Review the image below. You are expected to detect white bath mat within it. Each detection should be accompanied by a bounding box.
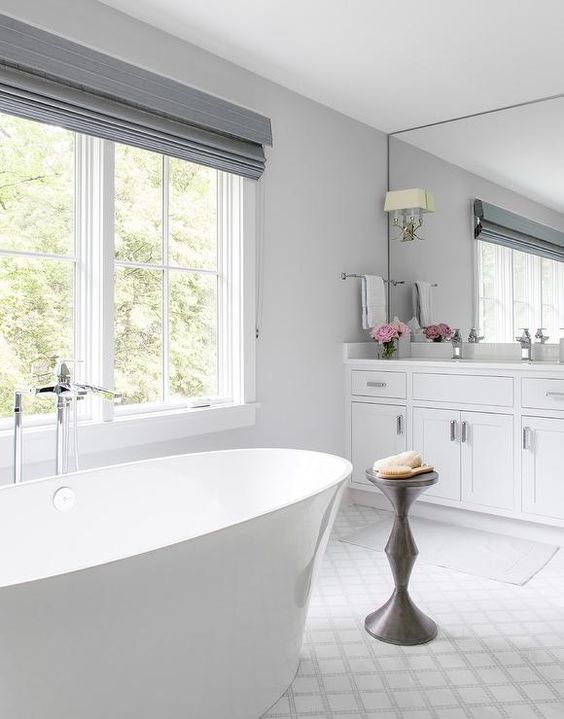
[341,514,559,585]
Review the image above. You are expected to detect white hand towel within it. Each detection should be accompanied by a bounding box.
[362,275,386,329]
[412,281,433,327]
[373,451,423,471]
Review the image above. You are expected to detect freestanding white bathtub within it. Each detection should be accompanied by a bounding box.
[0,448,351,719]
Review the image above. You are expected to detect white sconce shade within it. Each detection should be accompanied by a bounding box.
[384,188,435,213]
[384,188,435,241]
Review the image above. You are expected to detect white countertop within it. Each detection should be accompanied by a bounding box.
[345,357,564,372]
[343,343,564,373]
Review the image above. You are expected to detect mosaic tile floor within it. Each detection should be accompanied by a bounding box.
[263,503,564,719]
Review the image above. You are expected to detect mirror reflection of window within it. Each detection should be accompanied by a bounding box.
[477,240,564,343]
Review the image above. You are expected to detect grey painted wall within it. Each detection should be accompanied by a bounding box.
[0,0,388,476]
[389,137,564,331]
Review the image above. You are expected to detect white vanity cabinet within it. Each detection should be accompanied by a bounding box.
[460,411,514,510]
[522,417,564,521]
[413,407,461,501]
[345,350,564,528]
[351,402,406,486]
[412,408,514,509]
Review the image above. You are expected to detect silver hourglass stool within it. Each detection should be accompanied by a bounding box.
[364,468,439,645]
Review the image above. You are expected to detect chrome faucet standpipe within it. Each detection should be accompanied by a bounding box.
[13,390,25,484]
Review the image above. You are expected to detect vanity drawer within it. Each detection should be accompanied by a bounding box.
[351,370,406,399]
[522,378,564,410]
[413,373,514,407]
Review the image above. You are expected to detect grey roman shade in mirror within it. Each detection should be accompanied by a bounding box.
[0,14,272,179]
[474,199,564,263]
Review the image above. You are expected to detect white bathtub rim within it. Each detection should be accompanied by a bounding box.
[0,448,352,589]
[2,447,352,504]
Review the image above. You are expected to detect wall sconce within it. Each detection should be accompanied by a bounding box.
[384,188,435,241]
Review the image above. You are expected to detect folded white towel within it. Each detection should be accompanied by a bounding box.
[373,451,422,471]
[412,281,433,327]
[362,275,386,329]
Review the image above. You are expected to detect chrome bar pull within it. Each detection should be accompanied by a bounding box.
[450,419,457,442]
[461,420,469,443]
[396,414,403,435]
[367,381,387,388]
[523,426,532,450]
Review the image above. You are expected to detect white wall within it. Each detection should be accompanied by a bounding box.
[389,137,564,330]
[0,0,388,477]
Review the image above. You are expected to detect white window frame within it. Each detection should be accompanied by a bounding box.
[0,130,257,461]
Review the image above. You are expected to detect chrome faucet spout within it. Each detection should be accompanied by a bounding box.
[72,382,122,403]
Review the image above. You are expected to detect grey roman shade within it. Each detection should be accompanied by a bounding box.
[0,14,272,179]
[474,199,564,263]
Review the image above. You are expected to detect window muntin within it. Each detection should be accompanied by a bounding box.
[0,111,244,424]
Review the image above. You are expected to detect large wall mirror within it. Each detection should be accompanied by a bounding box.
[388,97,564,343]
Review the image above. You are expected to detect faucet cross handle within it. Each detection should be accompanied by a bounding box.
[535,328,550,344]
[516,328,531,343]
[468,328,484,343]
[51,357,84,384]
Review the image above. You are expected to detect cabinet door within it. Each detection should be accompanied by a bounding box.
[413,407,461,501]
[522,417,564,521]
[461,411,514,510]
[351,402,406,486]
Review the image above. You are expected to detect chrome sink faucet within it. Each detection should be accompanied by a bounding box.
[516,328,532,361]
[451,329,463,359]
[468,328,484,343]
[13,357,121,484]
[535,328,550,344]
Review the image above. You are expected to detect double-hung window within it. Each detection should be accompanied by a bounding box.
[0,13,270,446]
[0,111,253,427]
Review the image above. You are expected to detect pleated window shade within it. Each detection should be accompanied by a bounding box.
[0,14,272,179]
[474,199,564,263]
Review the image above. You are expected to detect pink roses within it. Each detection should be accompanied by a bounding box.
[423,323,453,342]
[369,321,411,358]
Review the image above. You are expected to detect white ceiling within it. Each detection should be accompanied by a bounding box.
[99,0,564,133]
[398,98,564,214]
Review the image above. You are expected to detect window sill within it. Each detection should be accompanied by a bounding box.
[0,402,258,472]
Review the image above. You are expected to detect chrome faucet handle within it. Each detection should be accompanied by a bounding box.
[468,328,484,343]
[51,357,83,384]
[30,356,53,384]
[535,328,549,344]
[516,328,531,343]
[451,329,462,343]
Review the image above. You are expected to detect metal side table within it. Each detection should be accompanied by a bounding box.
[364,468,439,645]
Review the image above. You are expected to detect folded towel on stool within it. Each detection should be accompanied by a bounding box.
[373,450,422,471]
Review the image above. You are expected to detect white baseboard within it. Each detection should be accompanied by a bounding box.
[350,488,564,546]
